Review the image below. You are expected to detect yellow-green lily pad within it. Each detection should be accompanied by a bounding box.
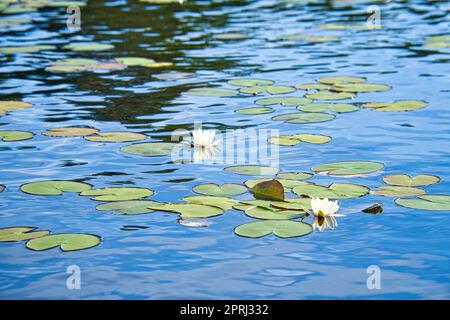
[272,112,335,124]
[148,203,224,218]
[298,103,359,113]
[0,130,33,142]
[331,83,391,93]
[362,100,427,112]
[318,76,366,85]
[236,107,274,114]
[84,131,147,143]
[268,133,331,146]
[20,180,92,196]
[395,195,450,211]
[312,161,384,176]
[0,100,32,116]
[228,78,274,87]
[296,83,331,90]
[244,206,303,220]
[0,45,56,54]
[234,220,313,238]
[121,142,178,157]
[0,227,49,242]
[276,172,313,181]
[193,183,247,197]
[43,127,100,137]
[26,233,101,252]
[80,187,154,201]
[374,186,425,197]
[63,43,114,51]
[95,200,159,215]
[182,196,237,211]
[293,182,370,199]
[240,85,296,95]
[306,91,355,100]
[382,174,440,187]
[255,96,311,106]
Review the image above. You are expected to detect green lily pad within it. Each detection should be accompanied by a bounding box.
[224,165,279,176]
[26,233,101,252]
[250,179,285,201]
[43,127,100,137]
[20,180,92,196]
[0,130,33,142]
[228,79,274,87]
[312,161,384,176]
[193,183,247,197]
[245,206,302,220]
[236,107,274,115]
[395,195,450,211]
[121,142,178,157]
[276,33,338,43]
[332,83,391,93]
[80,187,153,201]
[382,174,440,187]
[234,199,274,211]
[214,33,247,40]
[63,43,114,51]
[185,87,238,97]
[0,184,4,193]
[148,203,224,218]
[84,132,147,143]
[318,76,366,85]
[276,172,313,181]
[0,45,56,54]
[362,100,427,112]
[0,100,32,116]
[296,83,331,90]
[95,200,159,215]
[234,220,313,238]
[293,182,370,199]
[183,196,237,211]
[272,112,335,124]
[0,227,50,242]
[240,85,296,95]
[306,91,355,100]
[268,133,331,146]
[115,57,156,67]
[255,96,311,106]
[374,186,425,197]
[298,103,359,113]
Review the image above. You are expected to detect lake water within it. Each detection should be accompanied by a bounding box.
[0,0,449,299]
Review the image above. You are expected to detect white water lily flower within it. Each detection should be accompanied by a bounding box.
[193,145,219,162]
[310,198,344,231]
[191,129,220,148]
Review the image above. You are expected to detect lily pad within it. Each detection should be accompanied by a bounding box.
[245,206,302,220]
[318,76,366,85]
[183,196,237,211]
[0,227,50,242]
[272,112,335,124]
[214,33,247,40]
[234,220,313,238]
[306,91,355,100]
[276,172,313,181]
[362,100,427,112]
[95,200,159,215]
[374,186,425,197]
[115,57,155,67]
[271,198,312,211]
[332,83,391,93]
[185,87,237,97]
[228,79,274,87]
[296,83,331,90]
[250,180,284,201]
[298,103,359,113]
[245,178,307,191]
[43,127,100,137]
[236,107,274,115]
[0,130,33,142]
[240,85,296,95]
[20,180,92,196]
[84,132,147,143]
[293,182,370,199]
[63,43,114,51]
[362,203,383,214]
[121,142,178,157]
[311,161,384,176]
[26,233,101,252]
[0,184,4,193]
[193,183,247,197]
[255,96,311,106]
[224,165,279,176]
[395,195,450,211]
[0,100,32,116]
[382,174,440,187]
[0,45,56,54]
[80,187,154,201]
[268,133,331,146]
[148,203,224,218]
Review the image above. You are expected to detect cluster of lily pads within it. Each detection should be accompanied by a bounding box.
[1,159,449,250]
